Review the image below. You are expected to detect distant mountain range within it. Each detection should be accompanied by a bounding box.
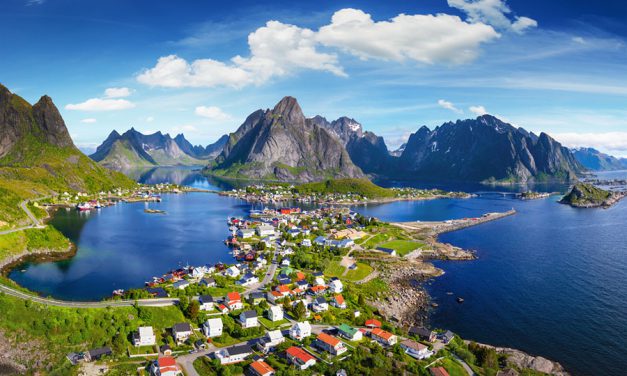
[206,96,583,183]
[570,147,627,171]
[90,129,227,171]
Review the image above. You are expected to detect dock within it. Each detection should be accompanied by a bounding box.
[391,209,516,235]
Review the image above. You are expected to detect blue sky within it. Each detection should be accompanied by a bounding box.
[2,0,627,156]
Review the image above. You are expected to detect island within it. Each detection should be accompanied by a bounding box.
[560,182,627,208]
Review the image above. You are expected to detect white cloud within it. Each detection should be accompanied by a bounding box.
[317,9,499,65]
[145,116,154,123]
[550,132,627,157]
[438,99,463,113]
[104,87,132,98]
[195,106,232,121]
[65,98,136,111]
[137,8,500,88]
[80,118,97,123]
[572,36,586,44]
[448,0,537,34]
[469,105,488,116]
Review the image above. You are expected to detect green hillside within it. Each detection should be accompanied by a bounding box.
[294,178,396,198]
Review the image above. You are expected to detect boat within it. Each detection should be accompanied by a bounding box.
[76,203,93,211]
[456,297,465,303]
[112,289,124,296]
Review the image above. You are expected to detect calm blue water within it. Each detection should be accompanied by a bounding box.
[8,168,627,375]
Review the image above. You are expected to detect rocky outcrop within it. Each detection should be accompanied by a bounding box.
[211,96,364,182]
[398,115,582,182]
[559,183,626,208]
[467,342,570,376]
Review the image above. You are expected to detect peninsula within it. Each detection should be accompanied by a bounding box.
[560,183,627,208]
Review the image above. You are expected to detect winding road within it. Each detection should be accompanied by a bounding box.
[0,200,46,235]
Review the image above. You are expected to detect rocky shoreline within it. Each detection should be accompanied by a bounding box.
[0,244,75,277]
[467,342,570,376]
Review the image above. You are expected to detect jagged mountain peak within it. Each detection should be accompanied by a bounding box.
[272,96,305,124]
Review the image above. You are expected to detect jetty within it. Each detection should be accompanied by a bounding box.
[391,209,516,235]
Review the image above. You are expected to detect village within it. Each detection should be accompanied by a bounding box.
[62,203,524,376]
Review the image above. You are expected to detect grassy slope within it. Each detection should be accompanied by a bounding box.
[294,178,395,198]
[0,227,70,263]
[99,139,156,168]
[561,183,611,206]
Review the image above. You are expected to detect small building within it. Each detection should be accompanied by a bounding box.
[146,287,168,298]
[286,346,317,370]
[225,266,241,278]
[440,330,455,344]
[203,318,223,338]
[267,305,284,322]
[214,344,253,364]
[150,356,182,376]
[365,319,382,328]
[172,280,190,290]
[429,367,451,376]
[257,330,285,353]
[198,295,214,311]
[199,276,216,287]
[301,239,312,247]
[312,296,328,312]
[249,292,266,305]
[172,323,193,343]
[400,339,432,360]
[376,247,397,256]
[331,294,347,309]
[239,310,259,328]
[329,279,343,294]
[409,326,437,342]
[160,344,172,356]
[225,291,244,310]
[238,272,259,286]
[315,333,347,356]
[85,347,112,362]
[289,321,312,341]
[256,225,275,237]
[337,323,362,341]
[133,326,156,347]
[237,228,255,238]
[371,328,398,346]
[249,360,275,376]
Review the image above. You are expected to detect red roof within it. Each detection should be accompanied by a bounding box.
[286,346,315,363]
[429,367,450,376]
[310,285,326,293]
[372,328,395,341]
[276,284,291,293]
[158,356,176,367]
[295,272,306,280]
[250,360,274,375]
[317,332,341,347]
[365,319,382,328]
[227,292,241,301]
[334,294,345,305]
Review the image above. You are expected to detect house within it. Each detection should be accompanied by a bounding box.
[309,285,326,295]
[249,360,275,376]
[429,367,451,376]
[214,344,253,364]
[440,330,455,344]
[301,239,312,247]
[203,318,223,338]
[199,277,216,287]
[146,287,168,298]
[329,279,343,293]
[410,326,437,342]
[277,276,291,285]
[331,294,347,309]
[313,236,327,246]
[337,323,362,341]
[312,296,328,312]
[286,346,317,370]
[217,304,229,314]
[249,292,266,305]
[85,347,112,362]
[376,247,397,256]
[256,225,275,237]
[225,266,240,278]
[281,258,291,267]
[172,280,190,290]
[289,321,312,340]
[295,271,306,280]
[371,328,398,346]
[160,345,172,356]
[315,333,347,356]
[267,305,284,322]
[198,295,214,311]
[267,290,284,304]
[238,272,259,286]
[239,310,259,328]
[365,319,382,328]
[257,330,285,353]
[237,228,255,238]
[296,280,309,290]
[225,292,244,310]
[287,228,300,238]
[400,339,433,360]
[150,356,182,376]
[275,284,291,297]
[314,276,325,286]
[172,323,193,343]
[133,326,156,347]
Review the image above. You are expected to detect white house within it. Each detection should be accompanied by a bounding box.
[203,318,223,338]
[214,344,253,364]
[257,330,285,353]
[172,323,193,343]
[225,266,240,278]
[314,276,325,286]
[172,280,190,290]
[312,296,328,312]
[267,305,284,322]
[400,339,433,360]
[301,239,312,247]
[256,225,275,237]
[329,279,343,293]
[239,310,259,328]
[238,273,259,286]
[289,321,312,341]
[198,295,214,311]
[286,346,317,370]
[133,326,156,347]
[237,229,255,238]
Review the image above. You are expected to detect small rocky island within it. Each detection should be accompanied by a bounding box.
[560,183,626,208]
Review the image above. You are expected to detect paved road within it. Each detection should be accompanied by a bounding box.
[243,249,279,295]
[452,353,476,376]
[0,284,179,308]
[176,344,217,376]
[0,200,46,235]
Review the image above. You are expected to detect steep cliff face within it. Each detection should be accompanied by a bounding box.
[571,147,627,171]
[174,133,228,159]
[399,115,582,182]
[211,97,364,182]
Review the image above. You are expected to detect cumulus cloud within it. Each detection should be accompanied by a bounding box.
[195,106,232,121]
[137,8,501,88]
[65,98,135,111]
[145,116,154,123]
[551,132,627,156]
[448,0,537,34]
[438,99,463,114]
[80,118,97,123]
[469,105,488,115]
[104,87,132,98]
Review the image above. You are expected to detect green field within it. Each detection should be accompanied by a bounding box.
[324,260,373,281]
[294,178,396,198]
[377,240,425,256]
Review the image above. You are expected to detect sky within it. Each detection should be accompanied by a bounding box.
[2,0,627,156]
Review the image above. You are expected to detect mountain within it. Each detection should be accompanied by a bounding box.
[0,83,134,225]
[174,133,228,159]
[390,143,406,157]
[570,147,627,171]
[398,115,582,183]
[209,96,364,182]
[315,116,394,175]
[90,129,212,170]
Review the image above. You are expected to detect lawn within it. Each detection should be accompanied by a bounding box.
[438,357,469,376]
[324,260,373,281]
[258,317,290,329]
[377,240,425,256]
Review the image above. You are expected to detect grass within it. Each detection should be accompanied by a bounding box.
[258,317,289,329]
[294,178,396,198]
[377,240,425,256]
[438,357,469,376]
[325,259,374,281]
[0,226,70,264]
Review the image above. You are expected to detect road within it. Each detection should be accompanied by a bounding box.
[176,344,217,376]
[243,249,279,294]
[0,200,46,235]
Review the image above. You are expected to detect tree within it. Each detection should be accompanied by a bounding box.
[186,300,200,320]
[112,332,126,353]
[294,301,307,320]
